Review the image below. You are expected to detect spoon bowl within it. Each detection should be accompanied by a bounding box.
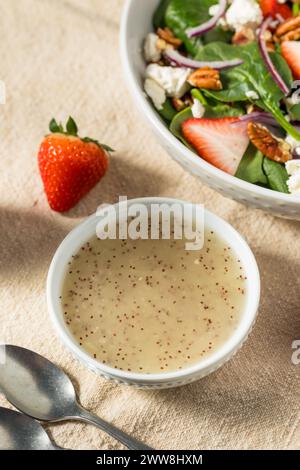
[0,345,152,450]
[0,345,77,421]
[0,407,61,450]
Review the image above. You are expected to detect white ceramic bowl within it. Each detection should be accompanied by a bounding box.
[47,197,260,389]
[120,0,300,221]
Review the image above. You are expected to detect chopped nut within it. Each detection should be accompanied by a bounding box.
[156,38,167,50]
[157,27,182,48]
[156,38,174,52]
[247,122,292,163]
[172,93,193,111]
[172,97,186,111]
[264,30,273,42]
[273,35,281,44]
[246,104,263,114]
[266,41,275,51]
[276,14,300,37]
[275,14,300,41]
[188,67,222,91]
[281,27,300,42]
[232,27,255,46]
[263,30,276,51]
[246,104,256,114]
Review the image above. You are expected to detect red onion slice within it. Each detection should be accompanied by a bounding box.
[187,0,227,38]
[230,112,279,127]
[258,16,289,95]
[275,13,284,24]
[164,49,243,70]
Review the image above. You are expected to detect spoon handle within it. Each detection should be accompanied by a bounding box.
[49,444,65,450]
[74,406,153,450]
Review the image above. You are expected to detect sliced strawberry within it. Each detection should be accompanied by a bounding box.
[275,3,292,19]
[182,118,249,176]
[260,0,292,19]
[281,41,300,80]
[260,0,273,17]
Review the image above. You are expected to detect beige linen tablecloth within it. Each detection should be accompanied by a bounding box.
[0,0,299,450]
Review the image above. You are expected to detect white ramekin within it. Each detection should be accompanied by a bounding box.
[120,0,300,221]
[47,197,260,389]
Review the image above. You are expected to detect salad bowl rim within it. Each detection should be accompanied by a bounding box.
[120,0,300,207]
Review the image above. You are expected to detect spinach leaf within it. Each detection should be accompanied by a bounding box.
[235,144,268,185]
[204,103,243,118]
[263,158,289,193]
[195,42,291,104]
[235,143,289,193]
[288,103,300,121]
[195,41,300,140]
[153,0,171,29]
[203,27,233,45]
[158,98,177,122]
[165,0,219,55]
[191,89,244,117]
[169,107,194,148]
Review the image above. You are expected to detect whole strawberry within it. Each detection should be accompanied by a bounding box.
[38,117,112,212]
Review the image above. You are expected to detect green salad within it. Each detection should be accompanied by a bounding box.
[143,0,300,197]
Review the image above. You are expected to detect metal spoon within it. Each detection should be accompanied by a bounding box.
[0,407,63,450]
[0,345,152,450]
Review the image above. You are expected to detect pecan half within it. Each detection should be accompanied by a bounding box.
[157,27,182,48]
[247,122,292,163]
[188,67,222,91]
[280,27,300,42]
[275,14,300,41]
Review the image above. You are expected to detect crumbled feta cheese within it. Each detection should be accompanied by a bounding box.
[191,99,205,118]
[288,175,300,196]
[286,93,300,106]
[146,64,191,98]
[285,134,300,155]
[144,78,166,110]
[226,0,263,32]
[286,160,300,175]
[209,5,220,16]
[246,90,259,100]
[286,160,300,196]
[144,33,161,63]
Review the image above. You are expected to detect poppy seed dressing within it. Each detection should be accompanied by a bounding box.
[61,230,246,374]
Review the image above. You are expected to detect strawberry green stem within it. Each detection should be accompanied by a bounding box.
[48,117,114,152]
[66,116,78,136]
